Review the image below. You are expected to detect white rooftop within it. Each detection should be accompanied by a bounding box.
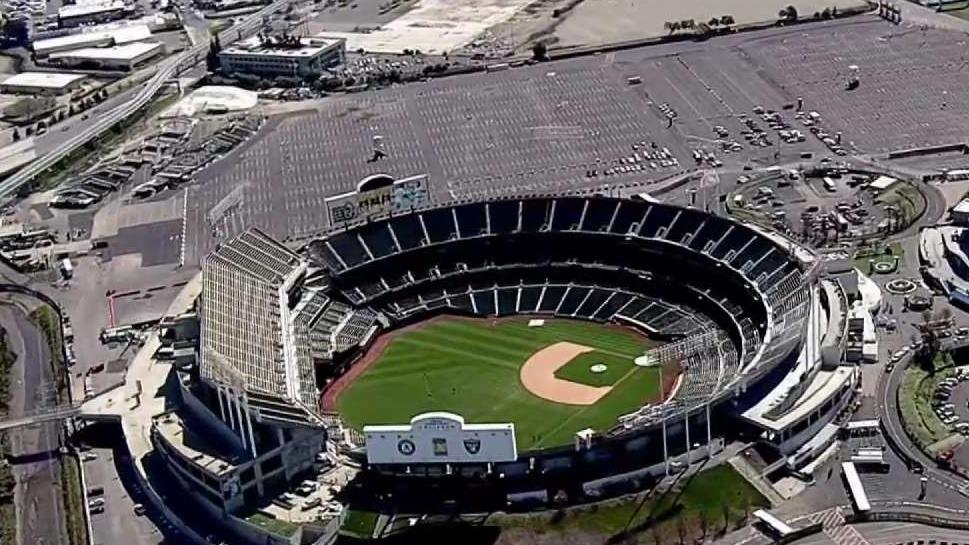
[1,71,85,89]
[50,41,162,61]
[954,198,969,215]
[869,175,898,191]
[162,85,257,118]
[222,36,342,58]
[58,0,125,19]
[33,24,151,53]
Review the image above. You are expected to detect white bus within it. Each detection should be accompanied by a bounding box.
[841,462,871,513]
[823,177,837,192]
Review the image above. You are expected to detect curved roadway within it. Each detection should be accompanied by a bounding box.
[879,354,969,494]
[0,0,289,198]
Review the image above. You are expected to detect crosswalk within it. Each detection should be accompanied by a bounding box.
[810,508,872,545]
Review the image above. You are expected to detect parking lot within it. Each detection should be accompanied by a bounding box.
[732,170,908,242]
[740,21,969,154]
[178,17,969,264]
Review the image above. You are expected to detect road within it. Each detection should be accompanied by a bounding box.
[80,442,163,545]
[1,303,67,545]
[29,84,147,158]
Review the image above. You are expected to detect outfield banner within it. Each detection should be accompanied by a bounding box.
[325,173,429,225]
[364,412,517,465]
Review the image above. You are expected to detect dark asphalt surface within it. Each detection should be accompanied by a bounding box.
[1,304,67,545]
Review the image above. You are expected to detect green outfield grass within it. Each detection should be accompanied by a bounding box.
[337,318,660,451]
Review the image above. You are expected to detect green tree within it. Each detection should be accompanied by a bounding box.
[2,97,56,121]
[780,5,798,21]
[0,15,29,47]
[206,37,222,72]
[532,41,548,61]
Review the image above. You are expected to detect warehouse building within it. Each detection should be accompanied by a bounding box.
[0,72,86,95]
[57,1,129,27]
[47,41,164,70]
[33,24,152,56]
[218,35,346,78]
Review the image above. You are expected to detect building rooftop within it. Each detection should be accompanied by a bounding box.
[49,41,162,61]
[869,175,898,191]
[221,36,343,58]
[33,24,152,54]
[58,0,126,19]
[954,198,969,215]
[1,71,85,89]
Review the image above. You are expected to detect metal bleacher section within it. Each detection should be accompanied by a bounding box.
[308,196,811,432]
[201,228,379,425]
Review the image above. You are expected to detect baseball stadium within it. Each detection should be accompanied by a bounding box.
[281,193,815,506]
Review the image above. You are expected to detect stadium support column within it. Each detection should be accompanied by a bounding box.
[685,410,692,466]
[219,385,235,431]
[217,385,227,422]
[241,391,258,459]
[705,403,712,457]
[232,389,247,452]
[662,418,669,476]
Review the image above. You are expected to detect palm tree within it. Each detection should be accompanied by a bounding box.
[669,21,681,34]
[720,15,735,26]
[708,16,720,27]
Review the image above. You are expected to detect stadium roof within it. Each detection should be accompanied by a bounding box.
[200,228,320,425]
[1,71,85,89]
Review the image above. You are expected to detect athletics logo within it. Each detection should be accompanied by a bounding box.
[397,439,416,456]
[463,438,481,455]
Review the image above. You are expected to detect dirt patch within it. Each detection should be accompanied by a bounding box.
[519,341,613,405]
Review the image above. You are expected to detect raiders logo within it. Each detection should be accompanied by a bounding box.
[397,439,416,456]
[463,438,481,455]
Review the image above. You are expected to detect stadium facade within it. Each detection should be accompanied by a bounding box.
[151,194,863,525]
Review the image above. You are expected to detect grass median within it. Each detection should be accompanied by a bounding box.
[496,464,766,542]
[0,328,16,544]
[61,455,86,545]
[28,306,86,544]
[899,362,958,454]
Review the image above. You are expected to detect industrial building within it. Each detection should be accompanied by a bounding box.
[47,41,164,70]
[218,36,346,78]
[0,72,86,95]
[32,24,152,56]
[57,0,129,27]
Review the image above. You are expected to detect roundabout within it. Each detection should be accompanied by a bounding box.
[886,278,918,295]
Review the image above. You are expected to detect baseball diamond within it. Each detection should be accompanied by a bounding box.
[336,317,674,451]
